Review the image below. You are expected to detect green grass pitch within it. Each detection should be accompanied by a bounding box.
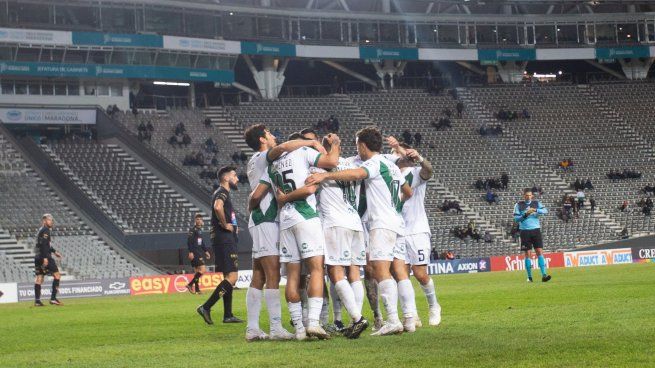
[1,263,653,368]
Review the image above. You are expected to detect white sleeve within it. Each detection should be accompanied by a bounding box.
[412,167,426,187]
[361,159,380,179]
[304,147,322,167]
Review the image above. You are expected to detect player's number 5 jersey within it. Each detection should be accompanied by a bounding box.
[268,147,322,230]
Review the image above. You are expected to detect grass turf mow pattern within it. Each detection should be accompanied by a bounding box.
[0,263,653,367]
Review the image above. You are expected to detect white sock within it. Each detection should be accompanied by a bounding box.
[288,301,304,331]
[350,280,365,314]
[421,279,439,309]
[320,295,329,326]
[308,297,324,327]
[335,279,361,322]
[378,278,400,324]
[246,287,262,330]
[330,281,342,322]
[397,279,417,318]
[264,289,282,329]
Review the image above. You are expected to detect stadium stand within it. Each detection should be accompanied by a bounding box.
[0,131,145,282]
[114,109,250,215]
[42,140,200,233]
[467,83,653,237]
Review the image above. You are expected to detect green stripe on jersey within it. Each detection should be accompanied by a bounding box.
[251,200,278,225]
[380,162,402,213]
[294,200,319,220]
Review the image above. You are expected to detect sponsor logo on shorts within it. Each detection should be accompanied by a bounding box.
[301,242,309,250]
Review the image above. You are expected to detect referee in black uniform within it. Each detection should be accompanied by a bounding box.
[197,166,243,324]
[34,214,63,306]
[186,214,211,294]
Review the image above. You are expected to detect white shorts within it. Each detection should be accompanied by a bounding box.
[324,226,366,266]
[405,233,431,266]
[249,222,280,259]
[279,218,325,263]
[368,228,397,262]
[393,235,409,264]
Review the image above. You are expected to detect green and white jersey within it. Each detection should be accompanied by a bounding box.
[268,147,322,231]
[360,154,406,235]
[401,166,431,236]
[247,150,278,228]
[314,157,363,232]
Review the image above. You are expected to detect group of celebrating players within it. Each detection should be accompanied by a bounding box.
[194,124,442,341]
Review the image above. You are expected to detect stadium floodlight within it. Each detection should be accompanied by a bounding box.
[153,81,191,86]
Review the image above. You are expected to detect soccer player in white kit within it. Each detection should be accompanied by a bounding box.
[266,134,340,340]
[243,124,325,341]
[310,137,369,338]
[306,127,412,336]
[391,140,442,327]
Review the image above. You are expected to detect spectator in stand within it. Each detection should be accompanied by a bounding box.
[576,190,585,210]
[501,173,509,190]
[231,152,240,163]
[138,121,147,133]
[620,227,629,239]
[431,248,439,261]
[273,128,283,142]
[483,231,493,243]
[204,117,212,127]
[620,200,629,212]
[589,196,596,213]
[175,122,186,135]
[182,133,191,147]
[132,107,138,116]
[401,129,413,145]
[485,190,498,204]
[522,108,531,119]
[442,108,452,118]
[562,198,573,222]
[239,151,248,164]
[330,115,340,133]
[445,251,455,260]
[456,101,464,118]
[146,121,154,132]
[414,132,422,147]
[137,130,145,142]
[643,184,655,195]
[169,134,180,146]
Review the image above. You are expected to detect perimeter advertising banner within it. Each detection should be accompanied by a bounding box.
[489,252,565,272]
[631,246,655,263]
[130,273,223,296]
[17,278,130,301]
[564,248,633,268]
[0,108,96,125]
[0,27,71,45]
[427,257,491,275]
[0,282,18,304]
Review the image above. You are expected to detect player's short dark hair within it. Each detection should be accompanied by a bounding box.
[356,126,383,152]
[288,132,303,141]
[523,188,533,194]
[300,128,317,139]
[217,166,237,181]
[194,213,203,219]
[244,124,267,151]
[321,135,331,151]
[399,142,411,150]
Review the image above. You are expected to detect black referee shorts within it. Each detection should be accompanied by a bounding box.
[520,229,543,251]
[213,244,239,274]
[34,257,59,276]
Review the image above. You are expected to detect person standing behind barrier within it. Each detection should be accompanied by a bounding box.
[513,189,551,283]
